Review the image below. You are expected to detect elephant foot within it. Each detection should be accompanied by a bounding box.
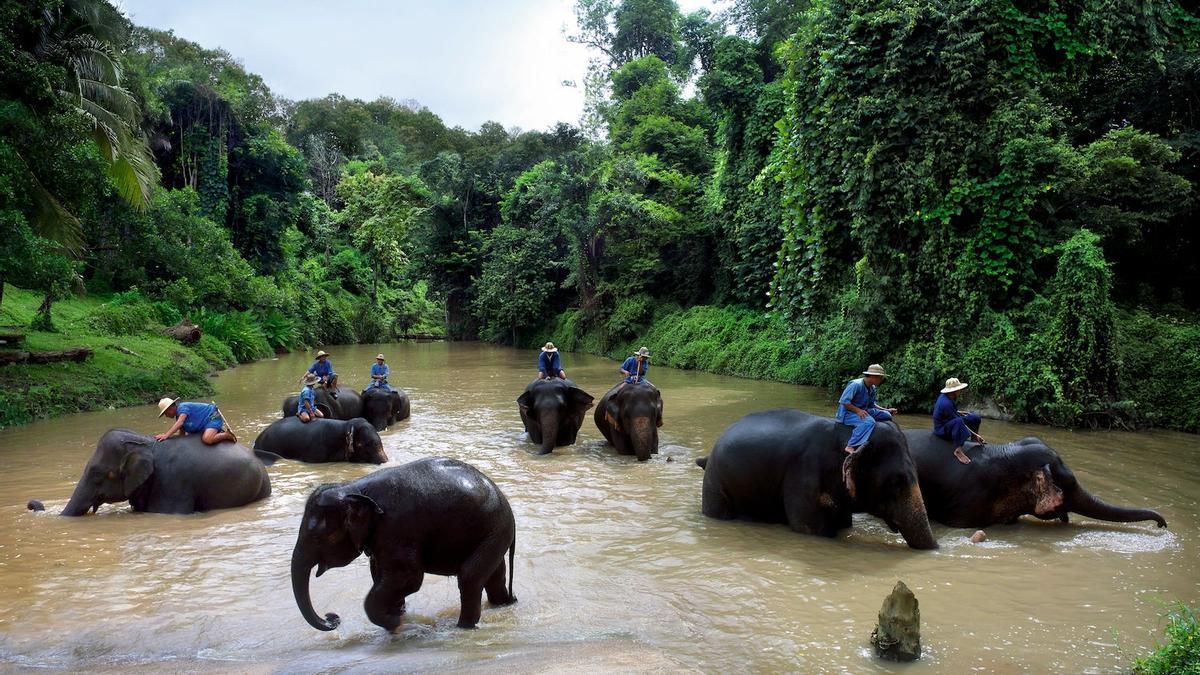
[489,594,517,607]
[535,448,553,455]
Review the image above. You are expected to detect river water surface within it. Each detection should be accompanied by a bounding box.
[0,343,1196,673]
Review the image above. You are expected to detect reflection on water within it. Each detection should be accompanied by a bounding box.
[0,342,1195,672]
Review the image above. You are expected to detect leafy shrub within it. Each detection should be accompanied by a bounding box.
[1133,603,1200,674]
[260,310,300,351]
[192,333,236,369]
[1116,310,1200,432]
[195,308,272,363]
[87,290,163,336]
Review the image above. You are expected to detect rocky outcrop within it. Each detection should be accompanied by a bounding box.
[871,580,921,661]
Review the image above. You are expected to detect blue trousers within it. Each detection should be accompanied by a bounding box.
[843,409,893,448]
[937,413,982,447]
[368,380,392,392]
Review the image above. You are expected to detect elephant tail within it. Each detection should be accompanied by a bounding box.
[695,456,708,470]
[507,536,516,601]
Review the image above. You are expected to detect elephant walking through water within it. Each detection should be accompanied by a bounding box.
[291,457,517,632]
[696,409,937,549]
[903,431,1168,529]
[517,378,594,455]
[62,429,271,516]
[594,382,663,461]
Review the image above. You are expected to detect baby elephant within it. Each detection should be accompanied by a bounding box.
[291,457,517,632]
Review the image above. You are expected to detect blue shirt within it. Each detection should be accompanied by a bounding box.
[308,359,334,378]
[836,378,877,424]
[539,351,561,375]
[932,393,960,436]
[176,402,217,434]
[622,356,649,383]
[371,363,389,381]
[298,386,316,413]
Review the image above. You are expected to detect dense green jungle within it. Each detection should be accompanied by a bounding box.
[1,0,1198,435]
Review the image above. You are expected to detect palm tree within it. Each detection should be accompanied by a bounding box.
[28,0,159,250]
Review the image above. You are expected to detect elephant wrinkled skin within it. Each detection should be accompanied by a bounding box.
[62,428,271,516]
[291,457,517,632]
[594,382,663,461]
[903,431,1168,529]
[517,378,594,455]
[697,409,937,550]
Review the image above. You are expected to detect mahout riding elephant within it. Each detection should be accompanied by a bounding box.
[696,409,937,550]
[254,417,386,464]
[360,387,411,432]
[594,382,663,461]
[517,378,594,455]
[291,457,517,632]
[903,431,1168,529]
[281,386,362,420]
[62,428,272,516]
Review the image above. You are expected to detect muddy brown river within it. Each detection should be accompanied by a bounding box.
[0,343,1195,672]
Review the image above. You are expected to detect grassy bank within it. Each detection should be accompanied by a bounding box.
[536,304,1200,433]
[0,286,234,428]
[1133,602,1200,674]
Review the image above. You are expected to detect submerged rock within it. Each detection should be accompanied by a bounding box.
[27,500,45,512]
[970,530,987,543]
[871,580,920,661]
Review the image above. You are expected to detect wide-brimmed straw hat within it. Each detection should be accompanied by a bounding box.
[862,364,887,378]
[542,342,558,353]
[302,373,321,387]
[157,396,180,417]
[315,350,329,358]
[634,346,651,359]
[375,353,386,361]
[941,377,969,394]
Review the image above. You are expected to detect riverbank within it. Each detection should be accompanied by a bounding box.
[0,287,233,428]
[535,304,1200,433]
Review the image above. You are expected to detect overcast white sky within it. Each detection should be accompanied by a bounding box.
[116,0,722,133]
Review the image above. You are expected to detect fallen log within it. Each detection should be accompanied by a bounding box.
[162,320,201,345]
[0,347,92,366]
[0,333,24,346]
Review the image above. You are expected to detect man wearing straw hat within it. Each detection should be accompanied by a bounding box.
[297,373,324,423]
[155,397,237,445]
[933,377,985,464]
[835,364,897,455]
[621,347,651,385]
[368,353,392,392]
[538,342,566,380]
[306,350,338,398]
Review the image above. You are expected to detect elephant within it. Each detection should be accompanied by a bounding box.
[594,382,663,461]
[282,386,362,421]
[903,431,1168,529]
[62,428,272,516]
[360,387,411,432]
[696,409,937,550]
[517,378,594,455]
[253,417,386,464]
[291,457,517,632]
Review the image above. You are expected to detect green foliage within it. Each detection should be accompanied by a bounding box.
[1133,603,1200,674]
[1115,310,1200,433]
[193,333,236,369]
[87,289,163,336]
[195,308,272,363]
[260,310,300,351]
[472,223,561,343]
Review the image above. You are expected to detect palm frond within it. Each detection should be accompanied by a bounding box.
[29,169,84,254]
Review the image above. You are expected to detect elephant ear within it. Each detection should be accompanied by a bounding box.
[653,390,664,428]
[516,391,533,410]
[570,387,595,412]
[120,444,154,496]
[604,393,622,433]
[343,424,356,461]
[343,493,383,553]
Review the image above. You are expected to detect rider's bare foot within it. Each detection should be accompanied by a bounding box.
[844,445,856,455]
[954,447,971,464]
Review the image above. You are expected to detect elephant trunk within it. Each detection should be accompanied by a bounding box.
[538,410,559,454]
[1067,486,1167,527]
[895,484,938,550]
[630,418,655,462]
[61,483,95,517]
[291,554,341,631]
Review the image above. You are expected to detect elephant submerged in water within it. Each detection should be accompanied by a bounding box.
[254,417,386,464]
[62,429,272,516]
[360,386,411,431]
[281,386,362,420]
[517,378,594,455]
[696,410,937,550]
[903,431,1168,529]
[594,382,663,461]
[291,457,517,632]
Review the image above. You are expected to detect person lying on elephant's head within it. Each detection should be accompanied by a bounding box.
[932,377,984,465]
[155,396,236,445]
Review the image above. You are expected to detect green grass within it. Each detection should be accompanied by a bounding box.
[1134,603,1200,674]
[0,285,221,428]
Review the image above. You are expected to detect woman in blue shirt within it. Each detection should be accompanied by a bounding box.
[836,364,897,454]
[368,353,392,391]
[155,397,236,445]
[932,377,984,464]
[538,342,566,380]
